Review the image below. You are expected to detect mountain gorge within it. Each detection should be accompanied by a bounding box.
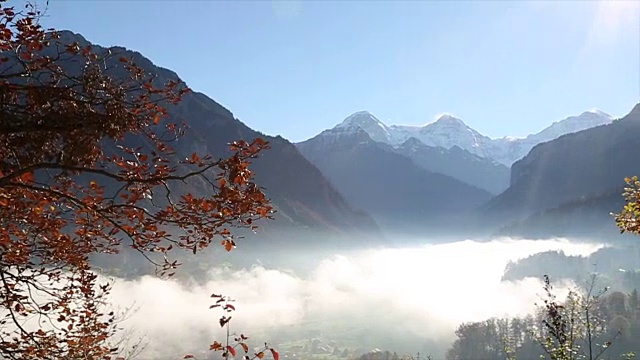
[293,105,636,239]
[6,3,640,359]
[51,31,634,242]
[296,126,493,235]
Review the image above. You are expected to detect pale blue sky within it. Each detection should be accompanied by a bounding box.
[35,0,639,142]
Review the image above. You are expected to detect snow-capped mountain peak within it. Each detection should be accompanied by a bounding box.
[409,115,491,156]
[336,111,383,128]
[429,113,466,126]
[586,108,609,116]
[334,111,392,143]
[527,110,613,143]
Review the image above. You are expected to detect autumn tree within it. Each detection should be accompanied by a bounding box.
[0,1,273,358]
[614,176,640,236]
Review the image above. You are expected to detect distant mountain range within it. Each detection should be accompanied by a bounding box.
[297,109,614,196]
[328,110,613,166]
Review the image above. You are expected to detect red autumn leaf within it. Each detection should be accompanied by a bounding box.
[256,352,265,359]
[183,355,194,359]
[240,342,248,353]
[227,346,236,357]
[270,349,279,360]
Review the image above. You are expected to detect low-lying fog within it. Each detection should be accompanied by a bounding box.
[108,237,604,359]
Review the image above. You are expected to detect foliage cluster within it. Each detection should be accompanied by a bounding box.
[0,1,274,358]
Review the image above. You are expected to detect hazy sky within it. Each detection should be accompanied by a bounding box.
[36,0,639,141]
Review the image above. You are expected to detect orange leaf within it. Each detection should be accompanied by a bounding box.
[154,113,161,125]
[241,342,248,353]
[222,239,235,252]
[20,171,33,183]
[256,352,265,359]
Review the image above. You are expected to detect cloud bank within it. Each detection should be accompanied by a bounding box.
[107,237,603,359]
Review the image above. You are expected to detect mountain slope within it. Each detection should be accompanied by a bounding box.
[54,31,379,239]
[296,127,493,235]
[396,138,510,194]
[480,103,640,235]
[494,188,627,239]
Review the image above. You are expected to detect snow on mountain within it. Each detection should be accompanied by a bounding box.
[390,114,493,158]
[526,110,613,143]
[335,111,392,144]
[486,109,614,165]
[323,109,615,166]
